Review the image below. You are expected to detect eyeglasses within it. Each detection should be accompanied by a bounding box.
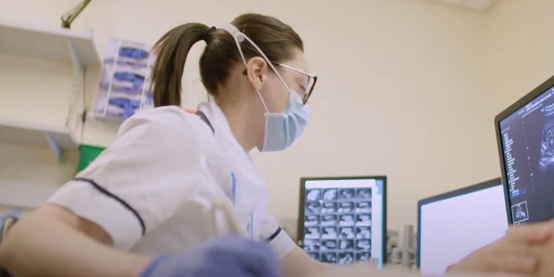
[242,62,318,105]
[273,63,318,105]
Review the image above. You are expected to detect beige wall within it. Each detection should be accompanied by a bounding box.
[1,0,502,229]
[487,0,554,114]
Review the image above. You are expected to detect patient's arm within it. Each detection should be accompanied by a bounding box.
[531,234,554,276]
[448,223,552,275]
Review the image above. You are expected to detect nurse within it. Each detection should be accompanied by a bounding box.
[0,13,326,277]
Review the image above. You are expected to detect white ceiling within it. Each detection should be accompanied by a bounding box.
[425,0,502,11]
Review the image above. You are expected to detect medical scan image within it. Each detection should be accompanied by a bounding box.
[355,202,371,213]
[356,214,371,226]
[307,189,321,201]
[321,202,337,214]
[303,240,321,252]
[512,202,529,223]
[322,240,338,250]
[356,252,371,262]
[322,252,337,263]
[357,240,371,251]
[323,189,338,201]
[305,215,319,226]
[338,202,353,213]
[321,227,338,239]
[356,188,372,199]
[339,239,354,250]
[339,227,355,239]
[356,227,371,239]
[339,189,355,199]
[306,202,321,214]
[303,183,376,264]
[339,214,355,226]
[339,253,354,265]
[305,227,320,239]
[321,215,338,226]
[540,104,554,169]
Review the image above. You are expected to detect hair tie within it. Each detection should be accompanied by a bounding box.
[203,26,217,43]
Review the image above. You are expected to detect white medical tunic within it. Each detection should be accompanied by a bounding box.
[47,102,296,259]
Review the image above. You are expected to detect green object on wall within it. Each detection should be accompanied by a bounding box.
[78,144,106,172]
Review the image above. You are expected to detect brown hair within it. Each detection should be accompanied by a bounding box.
[151,13,304,107]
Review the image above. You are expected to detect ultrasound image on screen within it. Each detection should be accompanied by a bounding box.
[321,202,337,214]
[339,239,354,250]
[322,252,337,263]
[339,227,355,239]
[303,239,321,252]
[321,215,337,226]
[356,214,371,226]
[306,189,321,201]
[339,252,354,265]
[357,240,371,251]
[338,202,353,213]
[339,214,355,226]
[323,189,338,201]
[499,86,554,223]
[357,188,372,199]
[306,202,321,214]
[321,227,338,239]
[305,215,319,227]
[339,189,355,200]
[356,202,372,213]
[302,180,377,264]
[356,252,371,262]
[356,227,371,239]
[321,240,337,250]
[305,227,320,239]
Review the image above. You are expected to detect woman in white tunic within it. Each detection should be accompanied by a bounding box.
[0,13,326,277]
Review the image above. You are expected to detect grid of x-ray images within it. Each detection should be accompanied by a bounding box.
[303,187,373,265]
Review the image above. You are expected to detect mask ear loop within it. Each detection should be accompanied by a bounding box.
[220,23,292,112]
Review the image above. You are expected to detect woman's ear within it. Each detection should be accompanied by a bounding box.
[246,56,267,91]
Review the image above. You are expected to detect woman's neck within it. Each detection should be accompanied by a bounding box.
[218,100,260,152]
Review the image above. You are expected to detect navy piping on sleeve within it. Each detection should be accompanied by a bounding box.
[72,177,146,235]
[265,227,282,243]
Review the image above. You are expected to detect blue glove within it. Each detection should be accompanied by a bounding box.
[139,235,281,277]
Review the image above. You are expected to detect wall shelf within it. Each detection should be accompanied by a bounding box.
[0,117,79,161]
[0,18,100,66]
[0,19,100,161]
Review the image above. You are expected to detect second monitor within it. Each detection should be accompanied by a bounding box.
[298,176,387,267]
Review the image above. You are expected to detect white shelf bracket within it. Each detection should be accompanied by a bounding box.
[67,39,85,145]
[45,132,63,162]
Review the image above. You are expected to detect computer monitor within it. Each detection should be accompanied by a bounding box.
[297,176,386,267]
[417,178,509,276]
[496,75,554,224]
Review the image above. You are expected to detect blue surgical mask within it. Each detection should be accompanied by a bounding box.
[221,23,311,152]
[259,89,311,152]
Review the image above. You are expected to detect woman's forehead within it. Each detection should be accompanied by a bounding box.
[286,50,310,73]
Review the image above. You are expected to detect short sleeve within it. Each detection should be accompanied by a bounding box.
[259,211,296,260]
[48,107,213,250]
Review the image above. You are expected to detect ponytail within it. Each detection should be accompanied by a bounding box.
[152,14,303,107]
[151,23,212,107]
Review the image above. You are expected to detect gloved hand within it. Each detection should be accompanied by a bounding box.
[139,235,281,277]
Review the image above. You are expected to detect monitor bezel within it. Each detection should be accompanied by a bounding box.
[494,74,554,225]
[416,177,503,269]
[297,176,387,264]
